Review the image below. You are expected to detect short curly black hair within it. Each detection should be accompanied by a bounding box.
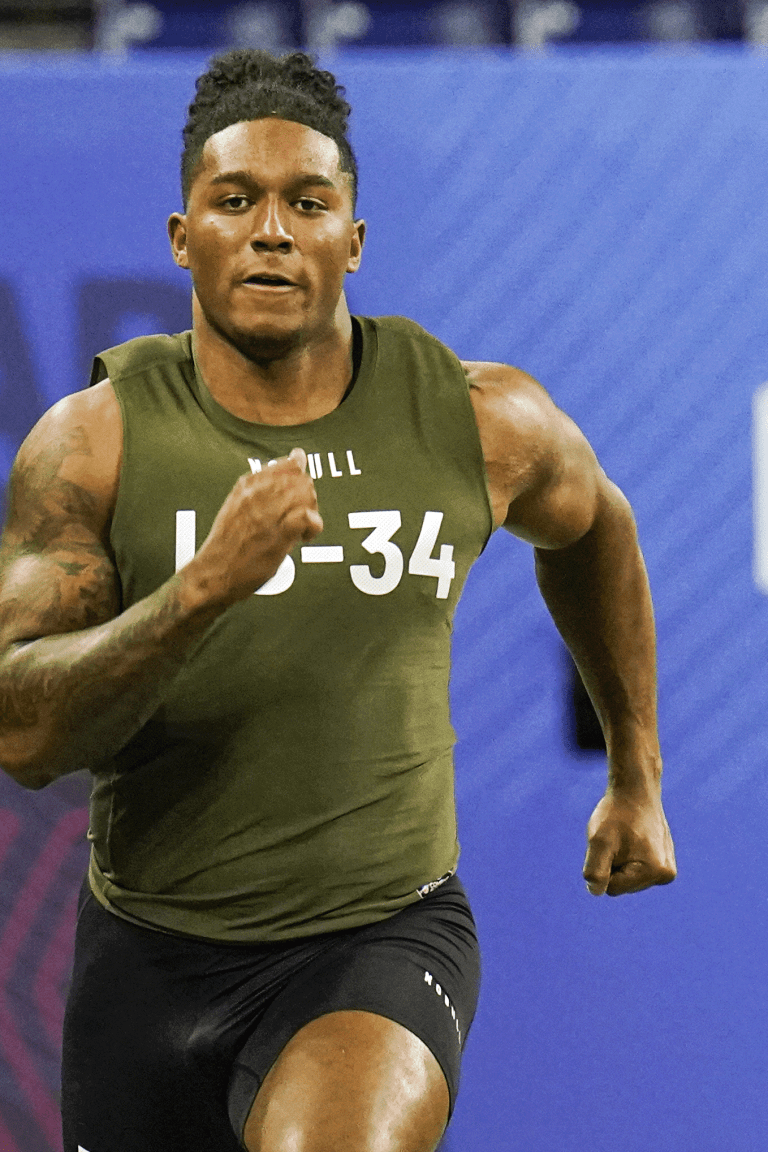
[181,49,358,211]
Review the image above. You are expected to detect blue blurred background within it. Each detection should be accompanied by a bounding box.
[0,0,765,52]
[2,4,768,1152]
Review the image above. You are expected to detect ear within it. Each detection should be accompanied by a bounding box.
[168,213,190,269]
[347,219,366,274]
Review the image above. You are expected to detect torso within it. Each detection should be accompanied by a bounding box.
[84,318,494,941]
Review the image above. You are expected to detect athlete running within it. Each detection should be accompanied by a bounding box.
[0,50,675,1152]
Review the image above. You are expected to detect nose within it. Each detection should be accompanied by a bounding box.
[250,195,293,253]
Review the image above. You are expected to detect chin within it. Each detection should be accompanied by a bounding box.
[221,317,306,365]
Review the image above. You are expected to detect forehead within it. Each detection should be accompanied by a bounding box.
[199,118,344,185]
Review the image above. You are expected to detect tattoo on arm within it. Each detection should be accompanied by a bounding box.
[0,422,121,737]
[1,420,120,618]
[5,425,99,541]
[0,420,218,785]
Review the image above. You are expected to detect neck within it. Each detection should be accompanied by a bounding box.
[192,294,354,426]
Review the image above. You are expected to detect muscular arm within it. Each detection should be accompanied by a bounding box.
[467,361,676,896]
[0,385,215,788]
[0,384,321,790]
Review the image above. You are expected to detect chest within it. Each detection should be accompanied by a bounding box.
[111,412,489,620]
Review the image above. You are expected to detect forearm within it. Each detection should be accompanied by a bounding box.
[0,571,225,789]
[534,482,661,790]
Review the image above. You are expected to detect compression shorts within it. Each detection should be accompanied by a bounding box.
[62,874,481,1151]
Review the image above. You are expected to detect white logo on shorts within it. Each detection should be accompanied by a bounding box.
[423,970,462,1045]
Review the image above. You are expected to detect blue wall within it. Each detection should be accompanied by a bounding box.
[2,48,768,1152]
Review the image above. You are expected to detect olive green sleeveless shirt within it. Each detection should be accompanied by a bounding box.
[86,316,493,942]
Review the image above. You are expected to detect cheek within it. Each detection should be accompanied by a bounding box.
[315,234,357,280]
[188,221,238,272]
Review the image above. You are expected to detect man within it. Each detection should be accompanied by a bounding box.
[0,49,675,1152]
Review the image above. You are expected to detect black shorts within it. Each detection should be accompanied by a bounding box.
[62,874,481,1152]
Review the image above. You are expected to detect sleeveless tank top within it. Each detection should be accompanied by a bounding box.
[86,316,493,942]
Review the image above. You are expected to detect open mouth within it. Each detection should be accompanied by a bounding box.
[243,274,296,288]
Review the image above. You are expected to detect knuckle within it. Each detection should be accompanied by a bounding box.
[607,875,637,896]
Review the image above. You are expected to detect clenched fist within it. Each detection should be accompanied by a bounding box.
[583,784,676,897]
[181,447,323,607]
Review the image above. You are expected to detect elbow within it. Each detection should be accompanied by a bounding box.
[1,761,54,790]
[0,736,57,790]
[597,475,636,526]
[550,478,637,553]
[577,477,637,543]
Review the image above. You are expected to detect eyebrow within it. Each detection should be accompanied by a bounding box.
[209,170,337,191]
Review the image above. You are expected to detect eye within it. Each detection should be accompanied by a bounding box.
[221,195,250,211]
[295,197,326,213]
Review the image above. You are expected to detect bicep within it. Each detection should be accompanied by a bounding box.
[502,410,604,549]
[0,395,121,648]
[467,360,606,547]
[0,540,119,649]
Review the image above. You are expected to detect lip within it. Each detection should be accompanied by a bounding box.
[239,281,298,294]
[239,272,299,290]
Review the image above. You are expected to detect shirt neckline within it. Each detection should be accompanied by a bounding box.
[187,317,377,445]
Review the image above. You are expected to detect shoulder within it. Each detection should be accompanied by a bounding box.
[369,315,436,339]
[91,330,192,386]
[21,379,122,459]
[462,359,573,476]
[462,361,604,543]
[367,315,458,361]
[0,383,122,664]
[10,380,122,532]
[462,360,561,432]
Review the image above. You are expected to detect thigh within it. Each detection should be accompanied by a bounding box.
[229,876,481,1151]
[243,1009,449,1152]
[61,881,330,1152]
[61,886,243,1152]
